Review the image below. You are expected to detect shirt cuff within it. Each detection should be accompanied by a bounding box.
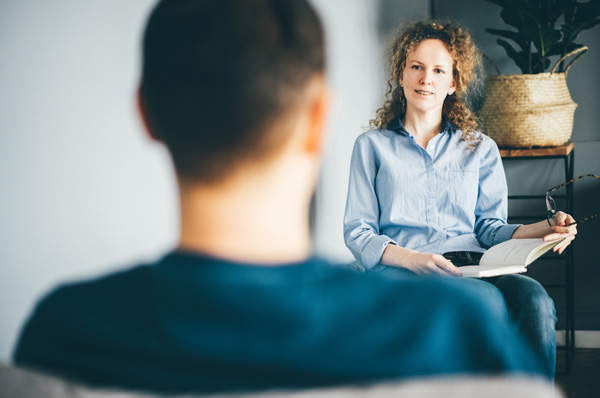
[361,236,396,269]
[493,223,522,246]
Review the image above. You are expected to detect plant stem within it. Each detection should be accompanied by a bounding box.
[527,40,532,74]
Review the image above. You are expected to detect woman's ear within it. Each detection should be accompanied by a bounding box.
[449,79,457,95]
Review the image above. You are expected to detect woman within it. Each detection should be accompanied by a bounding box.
[343,21,577,379]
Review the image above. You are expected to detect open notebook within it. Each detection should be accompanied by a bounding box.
[460,238,564,278]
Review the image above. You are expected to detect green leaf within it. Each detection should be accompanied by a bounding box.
[529,52,551,73]
[485,0,600,73]
[560,0,578,24]
[520,1,546,25]
[545,41,583,57]
[574,1,600,23]
[485,28,528,51]
[547,0,565,22]
[532,27,562,56]
[500,6,536,29]
[496,38,531,73]
[562,18,600,42]
[485,0,511,7]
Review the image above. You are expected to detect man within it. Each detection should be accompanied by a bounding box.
[14,0,542,394]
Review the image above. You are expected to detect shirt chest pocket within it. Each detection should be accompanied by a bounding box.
[448,169,479,213]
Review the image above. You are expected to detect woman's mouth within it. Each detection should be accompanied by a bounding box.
[415,90,433,96]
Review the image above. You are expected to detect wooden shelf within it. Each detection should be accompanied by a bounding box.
[499,142,574,158]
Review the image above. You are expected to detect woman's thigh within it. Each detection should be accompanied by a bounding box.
[488,274,556,319]
[454,277,509,320]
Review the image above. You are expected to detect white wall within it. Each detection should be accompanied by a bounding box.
[0,0,382,361]
[312,0,382,262]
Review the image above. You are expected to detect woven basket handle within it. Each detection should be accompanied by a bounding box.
[482,53,502,75]
[551,46,588,75]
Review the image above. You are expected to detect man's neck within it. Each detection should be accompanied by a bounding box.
[177,160,314,265]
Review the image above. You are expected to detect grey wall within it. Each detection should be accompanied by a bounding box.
[0,0,177,361]
[432,0,600,330]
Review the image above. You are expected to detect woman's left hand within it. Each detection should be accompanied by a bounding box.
[544,211,577,254]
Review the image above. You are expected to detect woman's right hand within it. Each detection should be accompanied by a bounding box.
[381,244,462,277]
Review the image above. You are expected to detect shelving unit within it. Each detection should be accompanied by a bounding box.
[500,142,575,374]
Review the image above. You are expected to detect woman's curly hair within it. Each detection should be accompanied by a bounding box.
[371,21,483,148]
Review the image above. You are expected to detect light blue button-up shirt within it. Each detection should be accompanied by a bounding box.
[343,118,520,269]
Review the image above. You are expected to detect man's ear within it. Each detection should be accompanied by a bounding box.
[137,87,161,142]
[304,81,330,155]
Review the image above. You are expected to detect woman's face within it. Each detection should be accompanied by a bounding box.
[400,39,456,117]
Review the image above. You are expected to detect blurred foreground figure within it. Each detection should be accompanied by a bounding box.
[14,0,543,394]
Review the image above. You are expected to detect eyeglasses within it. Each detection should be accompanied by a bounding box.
[546,174,600,227]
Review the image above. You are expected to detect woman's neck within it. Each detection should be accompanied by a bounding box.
[402,110,443,149]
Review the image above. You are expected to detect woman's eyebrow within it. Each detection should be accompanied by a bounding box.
[408,60,449,68]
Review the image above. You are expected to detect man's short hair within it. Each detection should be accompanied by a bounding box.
[140,0,325,183]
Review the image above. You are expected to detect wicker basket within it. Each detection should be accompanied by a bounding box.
[480,47,587,148]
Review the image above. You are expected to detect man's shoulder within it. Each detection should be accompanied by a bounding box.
[28,253,493,314]
[22,251,502,334]
[33,254,355,307]
[31,254,481,316]
[40,262,155,308]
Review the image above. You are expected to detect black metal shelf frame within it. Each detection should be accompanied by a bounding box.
[502,149,575,374]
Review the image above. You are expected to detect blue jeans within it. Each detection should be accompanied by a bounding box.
[368,265,557,379]
[487,274,557,380]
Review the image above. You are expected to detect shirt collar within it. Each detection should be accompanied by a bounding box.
[386,116,454,136]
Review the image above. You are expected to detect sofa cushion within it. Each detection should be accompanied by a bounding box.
[0,363,561,398]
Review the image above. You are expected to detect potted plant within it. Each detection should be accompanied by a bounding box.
[480,0,600,148]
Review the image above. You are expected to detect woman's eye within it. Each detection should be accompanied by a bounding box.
[435,69,445,74]
[412,65,422,70]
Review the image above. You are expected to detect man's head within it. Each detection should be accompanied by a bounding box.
[139,0,326,184]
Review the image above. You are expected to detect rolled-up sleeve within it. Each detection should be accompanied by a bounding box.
[474,139,520,248]
[343,135,396,268]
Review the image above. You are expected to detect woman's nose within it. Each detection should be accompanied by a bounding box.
[419,72,433,85]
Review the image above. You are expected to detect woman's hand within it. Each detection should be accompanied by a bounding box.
[405,251,463,276]
[513,211,577,255]
[381,244,462,277]
[544,211,577,254]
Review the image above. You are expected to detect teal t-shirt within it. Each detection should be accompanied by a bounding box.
[14,250,541,393]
